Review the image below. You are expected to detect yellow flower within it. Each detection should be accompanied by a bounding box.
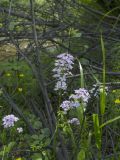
[115,99,120,104]
[19,74,24,77]
[18,88,23,92]
[16,158,22,160]
[6,73,11,77]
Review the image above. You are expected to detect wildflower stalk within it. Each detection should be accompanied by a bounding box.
[53,53,74,91]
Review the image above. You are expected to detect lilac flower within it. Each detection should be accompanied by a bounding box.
[57,53,74,61]
[2,114,19,128]
[68,118,80,125]
[17,127,23,133]
[60,88,90,113]
[69,88,90,103]
[60,100,71,112]
[53,53,74,91]
[60,100,80,113]
[54,81,67,91]
[70,101,80,108]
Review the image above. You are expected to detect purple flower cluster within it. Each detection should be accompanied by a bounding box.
[2,114,19,128]
[68,118,80,125]
[60,88,90,113]
[60,100,72,112]
[53,53,74,91]
[70,88,90,103]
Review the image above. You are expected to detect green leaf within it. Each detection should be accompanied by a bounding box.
[100,116,120,128]
[77,149,85,160]
[0,142,15,157]
[31,135,39,140]
[34,121,42,129]
[100,87,106,115]
[100,34,106,115]
[41,128,50,136]
[39,134,45,140]
[0,151,4,156]
[31,153,42,160]
[77,59,84,88]
[76,106,84,123]
[74,33,82,38]
[9,22,15,30]
[93,114,101,150]
[6,141,16,153]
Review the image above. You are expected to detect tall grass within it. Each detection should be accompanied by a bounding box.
[92,35,120,159]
